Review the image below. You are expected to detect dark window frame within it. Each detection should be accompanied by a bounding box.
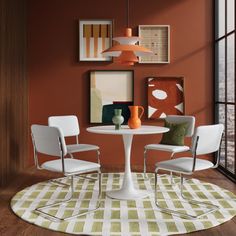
[215,0,236,180]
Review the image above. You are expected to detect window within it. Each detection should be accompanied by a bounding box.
[215,0,235,180]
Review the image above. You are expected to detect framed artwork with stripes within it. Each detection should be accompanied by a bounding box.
[79,20,113,61]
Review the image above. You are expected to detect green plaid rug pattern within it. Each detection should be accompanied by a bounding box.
[11,173,236,236]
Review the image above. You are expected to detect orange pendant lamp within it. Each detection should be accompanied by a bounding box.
[102,0,153,65]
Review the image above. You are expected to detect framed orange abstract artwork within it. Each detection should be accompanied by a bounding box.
[147,77,185,119]
[79,20,113,61]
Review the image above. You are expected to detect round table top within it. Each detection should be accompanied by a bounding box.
[87,125,169,135]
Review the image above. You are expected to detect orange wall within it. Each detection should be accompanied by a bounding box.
[28,0,214,168]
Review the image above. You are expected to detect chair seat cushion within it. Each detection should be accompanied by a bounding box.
[67,144,99,153]
[145,144,190,153]
[156,157,214,174]
[42,158,100,174]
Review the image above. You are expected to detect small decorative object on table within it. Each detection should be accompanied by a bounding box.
[128,106,144,129]
[112,109,124,130]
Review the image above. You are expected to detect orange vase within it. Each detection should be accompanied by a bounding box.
[128,106,144,129]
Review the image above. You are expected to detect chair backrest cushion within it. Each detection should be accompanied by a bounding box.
[48,115,80,137]
[31,125,67,157]
[160,121,189,146]
[165,115,195,137]
[192,124,224,155]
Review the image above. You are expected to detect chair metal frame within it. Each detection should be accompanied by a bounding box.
[31,128,102,222]
[67,133,101,166]
[144,115,195,181]
[144,149,178,182]
[48,115,100,181]
[68,133,100,182]
[154,129,224,219]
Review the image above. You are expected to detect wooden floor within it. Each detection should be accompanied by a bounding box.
[0,167,236,236]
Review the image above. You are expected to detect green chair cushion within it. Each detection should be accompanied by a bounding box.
[160,121,188,146]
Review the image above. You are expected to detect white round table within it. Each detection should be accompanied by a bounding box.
[87,125,169,200]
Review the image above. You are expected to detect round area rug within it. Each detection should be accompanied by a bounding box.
[11,173,236,236]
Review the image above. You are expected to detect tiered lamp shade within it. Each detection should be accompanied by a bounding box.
[102,28,152,65]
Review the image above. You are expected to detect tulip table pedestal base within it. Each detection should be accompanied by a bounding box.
[86,125,169,200]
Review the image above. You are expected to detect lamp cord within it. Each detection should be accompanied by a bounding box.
[126,0,129,28]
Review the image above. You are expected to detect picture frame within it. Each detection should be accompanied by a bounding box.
[79,20,113,61]
[147,77,185,119]
[90,70,134,123]
[138,25,170,64]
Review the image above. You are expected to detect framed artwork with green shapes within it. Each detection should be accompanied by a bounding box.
[90,70,134,124]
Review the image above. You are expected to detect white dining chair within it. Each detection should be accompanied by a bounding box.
[48,115,100,165]
[31,124,102,221]
[154,124,224,219]
[143,115,195,179]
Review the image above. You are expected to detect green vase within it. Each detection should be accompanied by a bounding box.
[112,109,124,130]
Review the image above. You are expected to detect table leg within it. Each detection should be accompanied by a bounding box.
[106,134,151,200]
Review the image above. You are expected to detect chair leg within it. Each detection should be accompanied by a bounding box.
[49,177,71,187]
[145,150,173,182]
[169,153,184,185]
[96,150,100,164]
[169,153,187,185]
[169,153,174,184]
[95,150,101,180]
[75,150,101,181]
[97,170,102,204]
[68,153,74,158]
[77,175,98,181]
[154,169,219,219]
[34,172,102,222]
[179,174,219,218]
[143,149,148,179]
